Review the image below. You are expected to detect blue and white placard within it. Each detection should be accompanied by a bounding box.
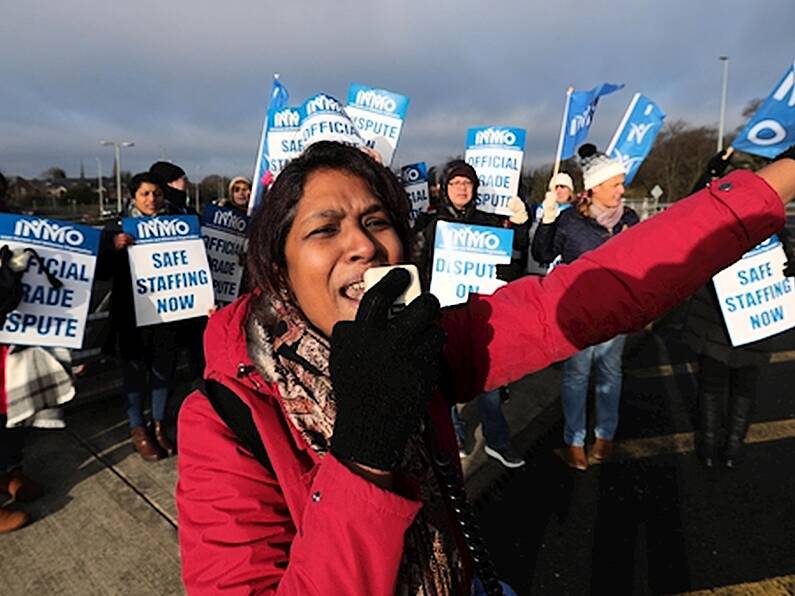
[465,127,526,216]
[266,105,303,176]
[200,205,249,304]
[712,235,795,346]
[430,221,514,307]
[401,162,430,225]
[299,93,363,149]
[0,214,100,349]
[733,61,795,159]
[123,215,214,327]
[346,84,409,165]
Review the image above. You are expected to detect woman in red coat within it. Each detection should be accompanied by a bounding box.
[176,141,795,595]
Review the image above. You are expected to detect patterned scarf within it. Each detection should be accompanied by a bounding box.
[588,201,625,233]
[246,292,466,595]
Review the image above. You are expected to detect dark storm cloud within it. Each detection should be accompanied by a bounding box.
[1,0,792,181]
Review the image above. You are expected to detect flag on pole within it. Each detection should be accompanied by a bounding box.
[606,93,665,184]
[733,60,795,159]
[559,83,624,160]
[249,75,290,215]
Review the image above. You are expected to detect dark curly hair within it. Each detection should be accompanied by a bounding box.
[246,141,412,296]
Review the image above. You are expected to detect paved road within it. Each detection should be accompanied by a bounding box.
[478,323,795,595]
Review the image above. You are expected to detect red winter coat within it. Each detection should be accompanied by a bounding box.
[176,170,784,595]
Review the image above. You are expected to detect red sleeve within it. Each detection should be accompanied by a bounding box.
[441,169,786,402]
[176,392,421,595]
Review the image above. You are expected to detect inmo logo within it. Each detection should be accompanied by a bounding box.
[274,109,300,128]
[14,219,85,246]
[213,209,247,232]
[354,90,397,113]
[439,226,501,251]
[403,167,421,183]
[137,219,191,239]
[475,128,516,146]
[306,95,340,115]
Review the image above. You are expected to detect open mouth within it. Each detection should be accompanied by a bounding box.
[340,279,365,301]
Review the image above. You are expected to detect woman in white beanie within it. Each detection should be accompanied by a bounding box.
[531,144,638,470]
[218,176,252,213]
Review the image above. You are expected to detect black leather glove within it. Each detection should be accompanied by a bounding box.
[773,145,795,162]
[330,268,445,471]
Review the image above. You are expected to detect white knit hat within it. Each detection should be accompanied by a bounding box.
[578,144,625,191]
[549,172,574,191]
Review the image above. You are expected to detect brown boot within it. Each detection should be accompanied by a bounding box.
[564,445,588,471]
[0,506,29,533]
[0,468,44,502]
[591,438,614,462]
[130,426,164,462]
[153,421,176,457]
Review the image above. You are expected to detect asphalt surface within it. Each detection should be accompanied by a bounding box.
[477,323,795,595]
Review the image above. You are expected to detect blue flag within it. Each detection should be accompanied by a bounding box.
[606,93,665,184]
[733,61,795,159]
[250,75,290,214]
[559,83,624,160]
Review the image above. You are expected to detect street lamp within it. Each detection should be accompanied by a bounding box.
[100,140,135,213]
[718,56,730,152]
[95,157,104,216]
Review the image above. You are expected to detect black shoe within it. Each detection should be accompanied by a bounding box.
[484,445,526,468]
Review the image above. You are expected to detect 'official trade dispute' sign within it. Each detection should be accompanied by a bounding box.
[401,162,430,225]
[299,93,363,149]
[346,84,409,165]
[201,205,248,304]
[123,215,214,327]
[430,221,513,307]
[0,214,100,348]
[465,127,525,216]
[712,235,795,346]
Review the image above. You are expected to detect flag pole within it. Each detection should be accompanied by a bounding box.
[248,73,279,215]
[552,86,574,183]
[606,92,641,156]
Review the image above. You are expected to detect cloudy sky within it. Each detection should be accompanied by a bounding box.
[1,0,793,180]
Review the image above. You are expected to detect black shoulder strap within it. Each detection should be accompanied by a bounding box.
[203,379,272,473]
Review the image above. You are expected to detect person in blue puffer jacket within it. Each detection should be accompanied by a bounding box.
[531,144,639,470]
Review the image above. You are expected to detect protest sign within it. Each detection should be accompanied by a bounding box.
[558,83,624,160]
[123,215,214,327]
[712,235,795,346]
[265,105,302,178]
[465,127,525,216]
[0,214,100,349]
[606,93,665,184]
[250,75,290,215]
[401,162,430,225]
[429,221,513,307]
[733,61,795,159]
[200,205,249,304]
[299,93,363,149]
[346,84,409,165]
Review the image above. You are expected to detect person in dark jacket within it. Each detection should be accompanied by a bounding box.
[684,149,795,467]
[413,160,529,468]
[149,160,195,215]
[532,144,640,470]
[97,172,180,461]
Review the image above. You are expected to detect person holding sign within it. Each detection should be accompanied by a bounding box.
[98,173,181,461]
[532,144,640,471]
[176,140,795,595]
[683,150,795,467]
[526,172,576,275]
[413,160,529,468]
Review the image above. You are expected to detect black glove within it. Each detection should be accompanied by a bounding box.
[330,268,445,471]
[773,145,795,162]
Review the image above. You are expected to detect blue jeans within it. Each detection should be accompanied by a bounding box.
[561,335,626,446]
[122,355,176,428]
[452,388,510,450]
